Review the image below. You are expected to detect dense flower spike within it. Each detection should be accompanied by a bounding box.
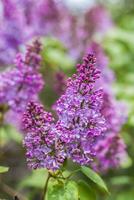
[0,0,27,65]
[54,54,106,165]
[23,53,106,171]
[89,42,114,84]
[0,40,44,125]
[23,101,66,170]
[85,4,113,37]
[16,40,42,70]
[93,133,126,172]
[32,0,60,36]
[88,43,127,172]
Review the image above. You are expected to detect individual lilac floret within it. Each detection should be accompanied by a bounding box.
[92,133,126,173]
[23,101,66,171]
[0,40,44,125]
[54,54,106,165]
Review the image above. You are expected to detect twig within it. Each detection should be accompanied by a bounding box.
[1,183,27,200]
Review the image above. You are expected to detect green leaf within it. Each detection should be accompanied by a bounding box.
[81,166,109,194]
[0,166,9,173]
[19,169,48,189]
[46,179,78,200]
[78,180,96,200]
[65,181,78,200]
[110,176,133,186]
[116,189,134,200]
[0,125,22,143]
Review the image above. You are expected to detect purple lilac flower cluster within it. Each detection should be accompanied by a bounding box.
[92,133,126,172]
[23,101,66,170]
[0,0,29,66]
[0,0,113,66]
[89,43,127,173]
[0,40,44,126]
[23,54,106,171]
[84,4,113,38]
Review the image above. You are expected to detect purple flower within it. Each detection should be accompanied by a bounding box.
[23,54,106,171]
[88,43,127,173]
[88,42,115,84]
[92,133,126,173]
[0,0,26,65]
[85,4,113,37]
[54,54,106,165]
[0,40,44,126]
[31,0,61,36]
[23,101,66,171]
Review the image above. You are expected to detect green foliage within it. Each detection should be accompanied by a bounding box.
[78,180,96,200]
[110,176,133,186]
[46,179,78,200]
[0,124,22,144]
[19,169,48,189]
[41,37,74,71]
[0,166,9,173]
[81,166,109,194]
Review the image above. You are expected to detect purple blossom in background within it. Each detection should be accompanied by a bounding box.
[32,0,61,36]
[92,133,126,172]
[0,0,27,65]
[23,54,107,171]
[0,40,44,126]
[0,0,114,66]
[84,4,113,38]
[88,43,127,172]
[88,42,115,84]
[93,92,127,173]
[54,71,67,95]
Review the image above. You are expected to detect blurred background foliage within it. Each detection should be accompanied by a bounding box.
[0,0,134,199]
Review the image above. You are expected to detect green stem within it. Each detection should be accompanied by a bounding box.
[42,173,51,200]
[67,169,81,179]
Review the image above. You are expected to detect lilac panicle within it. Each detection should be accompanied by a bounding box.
[0,40,44,125]
[92,92,127,173]
[32,0,60,36]
[16,40,42,70]
[88,43,127,173]
[89,42,115,84]
[54,54,106,165]
[93,133,126,173]
[23,101,66,171]
[0,0,26,65]
[23,53,107,171]
[85,4,113,37]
